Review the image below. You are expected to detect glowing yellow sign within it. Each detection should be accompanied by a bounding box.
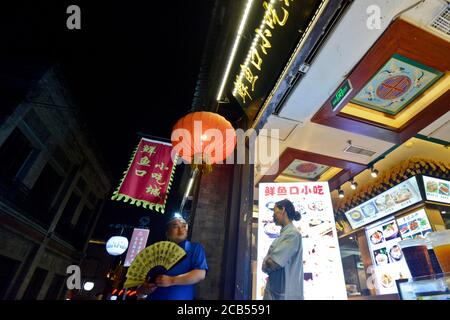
[233,0,292,104]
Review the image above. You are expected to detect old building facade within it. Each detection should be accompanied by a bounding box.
[0,66,111,300]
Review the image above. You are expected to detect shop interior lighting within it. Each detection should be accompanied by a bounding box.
[371,167,379,178]
[216,0,255,101]
[338,189,344,198]
[350,180,358,190]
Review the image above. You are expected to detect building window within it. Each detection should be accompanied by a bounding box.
[76,178,86,193]
[58,192,81,228]
[22,267,48,300]
[0,128,33,185]
[88,192,97,207]
[22,109,50,143]
[52,146,71,173]
[0,255,21,299]
[75,206,94,236]
[28,163,64,227]
[44,274,66,300]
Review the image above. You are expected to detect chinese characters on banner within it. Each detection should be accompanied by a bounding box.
[124,228,150,267]
[257,182,347,300]
[111,138,177,213]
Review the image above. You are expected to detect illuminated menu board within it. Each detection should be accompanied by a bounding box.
[423,176,450,204]
[344,176,422,230]
[258,182,346,300]
[396,208,433,240]
[365,217,411,295]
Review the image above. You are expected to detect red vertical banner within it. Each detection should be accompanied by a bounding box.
[124,228,150,267]
[111,138,177,213]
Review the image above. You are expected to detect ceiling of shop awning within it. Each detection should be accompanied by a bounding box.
[277,0,447,123]
[419,110,450,142]
[330,136,450,204]
[253,0,450,200]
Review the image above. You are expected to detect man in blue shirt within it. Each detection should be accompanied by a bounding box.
[137,214,208,300]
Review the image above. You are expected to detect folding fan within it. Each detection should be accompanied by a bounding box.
[123,241,186,288]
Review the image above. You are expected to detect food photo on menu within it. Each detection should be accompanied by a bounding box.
[380,272,394,289]
[370,229,384,245]
[426,180,438,193]
[361,201,378,218]
[439,182,449,195]
[382,221,399,241]
[348,209,363,223]
[374,248,390,266]
[396,210,433,240]
[388,244,403,262]
[391,185,414,204]
[398,222,410,237]
[262,201,281,239]
[375,194,396,211]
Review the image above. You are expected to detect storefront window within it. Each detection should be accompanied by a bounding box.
[339,235,370,297]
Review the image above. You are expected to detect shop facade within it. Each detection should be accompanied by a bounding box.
[336,156,450,298]
[187,0,450,300]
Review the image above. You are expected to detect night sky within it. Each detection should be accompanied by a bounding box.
[0,1,215,241]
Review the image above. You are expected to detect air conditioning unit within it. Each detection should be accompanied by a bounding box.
[400,0,450,41]
[343,143,377,157]
[429,3,450,37]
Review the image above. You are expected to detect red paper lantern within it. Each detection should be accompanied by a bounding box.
[171,111,236,165]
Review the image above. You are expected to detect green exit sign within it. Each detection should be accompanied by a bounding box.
[331,79,353,111]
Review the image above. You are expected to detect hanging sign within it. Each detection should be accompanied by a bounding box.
[124,228,150,267]
[106,236,129,256]
[230,0,322,121]
[111,138,177,213]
